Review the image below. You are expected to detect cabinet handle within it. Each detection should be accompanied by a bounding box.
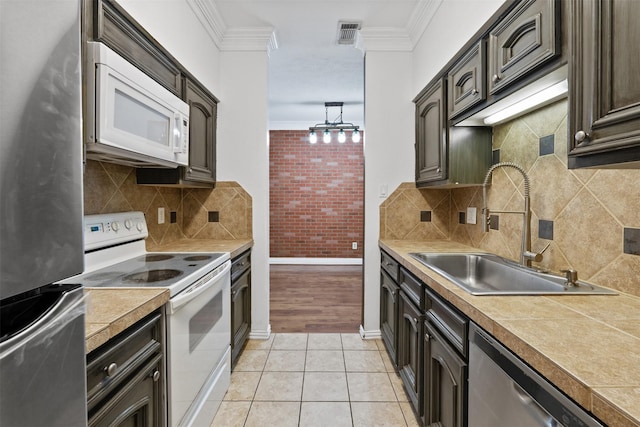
[425,333,430,341]
[232,290,237,298]
[471,88,479,95]
[104,363,118,377]
[492,73,501,83]
[574,130,589,143]
[188,167,193,173]
[436,168,441,173]
[152,370,160,382]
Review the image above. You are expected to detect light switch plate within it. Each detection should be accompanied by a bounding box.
[379,184,388,198]
[466,207,477,224]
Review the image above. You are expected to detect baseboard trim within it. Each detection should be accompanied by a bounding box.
[359,325,382,340]
[270,257,363,265]
[249,324,271,340]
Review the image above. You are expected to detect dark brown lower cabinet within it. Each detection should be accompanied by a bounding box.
[424,322,467,427]
[380,270,399,367]
[231,250,251,369]
[398,289,423,412]
[87,312,165,427]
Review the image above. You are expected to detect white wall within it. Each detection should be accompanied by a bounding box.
[412,0,506,94]
[217,50,271,338]
[361,50,415,336]
[118,0,221,93]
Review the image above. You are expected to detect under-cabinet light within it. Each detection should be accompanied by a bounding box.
[483,80,568,125]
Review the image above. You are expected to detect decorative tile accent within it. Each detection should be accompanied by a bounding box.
[492,149,501,165]
[489,215,499,230]
[208,211,220,222]
[624,228,640,255]
[539,220,554,240]
[459,211,466,224]
[539,134,555,156]
[420,210,432,222]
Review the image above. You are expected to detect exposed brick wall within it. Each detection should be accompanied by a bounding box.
[269,130,364,258]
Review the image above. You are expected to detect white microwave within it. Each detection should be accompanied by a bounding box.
[85,42,189,168]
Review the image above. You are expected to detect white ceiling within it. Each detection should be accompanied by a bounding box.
[212,0,425,129]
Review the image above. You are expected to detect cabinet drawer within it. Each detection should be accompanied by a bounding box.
[426,289,468,357]
[448,40,486,118]
[488,0,560,95]
[399,267,423,308]
[380,250,399,282]
[232,250,251,282]
[87,313,162,406]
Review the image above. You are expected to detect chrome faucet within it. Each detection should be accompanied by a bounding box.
[481,162,546,267]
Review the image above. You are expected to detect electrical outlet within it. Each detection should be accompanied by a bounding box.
[466,207,477,224]
[158,207,165,224]
[352,242,358,250]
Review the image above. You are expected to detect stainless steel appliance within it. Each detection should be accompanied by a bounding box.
[61,212,231,427]
[468,323,604,427]
[85,41,190,168]
[0,0,87,425]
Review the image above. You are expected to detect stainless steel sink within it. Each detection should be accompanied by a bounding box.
[409,252,616,295]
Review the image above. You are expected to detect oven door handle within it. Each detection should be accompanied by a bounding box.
[169,260,231,313]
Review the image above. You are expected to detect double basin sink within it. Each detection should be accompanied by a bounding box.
[410,252,616,295]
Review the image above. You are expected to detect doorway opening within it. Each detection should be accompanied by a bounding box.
[268,129,364,333]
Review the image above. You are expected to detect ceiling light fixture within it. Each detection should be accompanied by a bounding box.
[309,102,360,144]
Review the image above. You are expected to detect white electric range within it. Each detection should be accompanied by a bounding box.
[65,211,231,427]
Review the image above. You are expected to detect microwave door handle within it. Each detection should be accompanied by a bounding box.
[173,114,182,153]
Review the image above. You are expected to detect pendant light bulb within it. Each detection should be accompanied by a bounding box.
[338,129,346,143]
[309,130,317,144]
[323,129,331,143]
[352,129,361,143]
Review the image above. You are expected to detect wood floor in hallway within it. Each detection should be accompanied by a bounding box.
[269,265,363,333]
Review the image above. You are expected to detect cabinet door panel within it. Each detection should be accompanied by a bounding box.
[488,0,559,94]
[380,271,398,367]
[569,0,640,167]
[448,41,486,119]
[184,80,217,184]
[415,79,447,185]
[426,324,466,427]
[231,268,251,368]
[398,290,423,412]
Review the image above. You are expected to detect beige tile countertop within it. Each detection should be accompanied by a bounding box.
[380,239,640,427]
[150,238,253,259]
[84,288,169,353]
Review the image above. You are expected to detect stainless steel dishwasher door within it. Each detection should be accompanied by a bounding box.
[468,323,603,427]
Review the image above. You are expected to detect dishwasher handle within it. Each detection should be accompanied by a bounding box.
[169,260,231,313]
[512,382,558,427]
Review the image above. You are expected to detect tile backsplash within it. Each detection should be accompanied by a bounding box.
[84,160,252,250]
[381,100,640,297]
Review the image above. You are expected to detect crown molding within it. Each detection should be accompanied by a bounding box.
[358,27,413,52]
[407,0,443,45]
[221,27,278,53]
[187,0,226,48]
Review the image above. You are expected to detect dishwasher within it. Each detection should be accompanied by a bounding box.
[468,323,604,427]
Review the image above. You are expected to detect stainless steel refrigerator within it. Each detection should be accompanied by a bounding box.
[0,0,87,426]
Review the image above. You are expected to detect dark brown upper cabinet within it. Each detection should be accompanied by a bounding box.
[415,79,447,185]
[87,0,182,97]
[488,0,561,95]
[568,0,640,168]
[448,41,486,119]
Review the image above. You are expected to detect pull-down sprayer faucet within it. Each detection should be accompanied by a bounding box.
[481,162,546,267]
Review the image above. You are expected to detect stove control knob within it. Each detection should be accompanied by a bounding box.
[124,219,132,230]
[111,221,120,232]
[136,221,144,232]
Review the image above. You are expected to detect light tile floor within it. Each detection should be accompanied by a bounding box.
[211,333,420,427]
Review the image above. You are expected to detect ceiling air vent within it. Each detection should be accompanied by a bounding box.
[336,21,362,45]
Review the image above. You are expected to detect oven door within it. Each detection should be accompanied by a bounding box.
[167,260,231,427]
